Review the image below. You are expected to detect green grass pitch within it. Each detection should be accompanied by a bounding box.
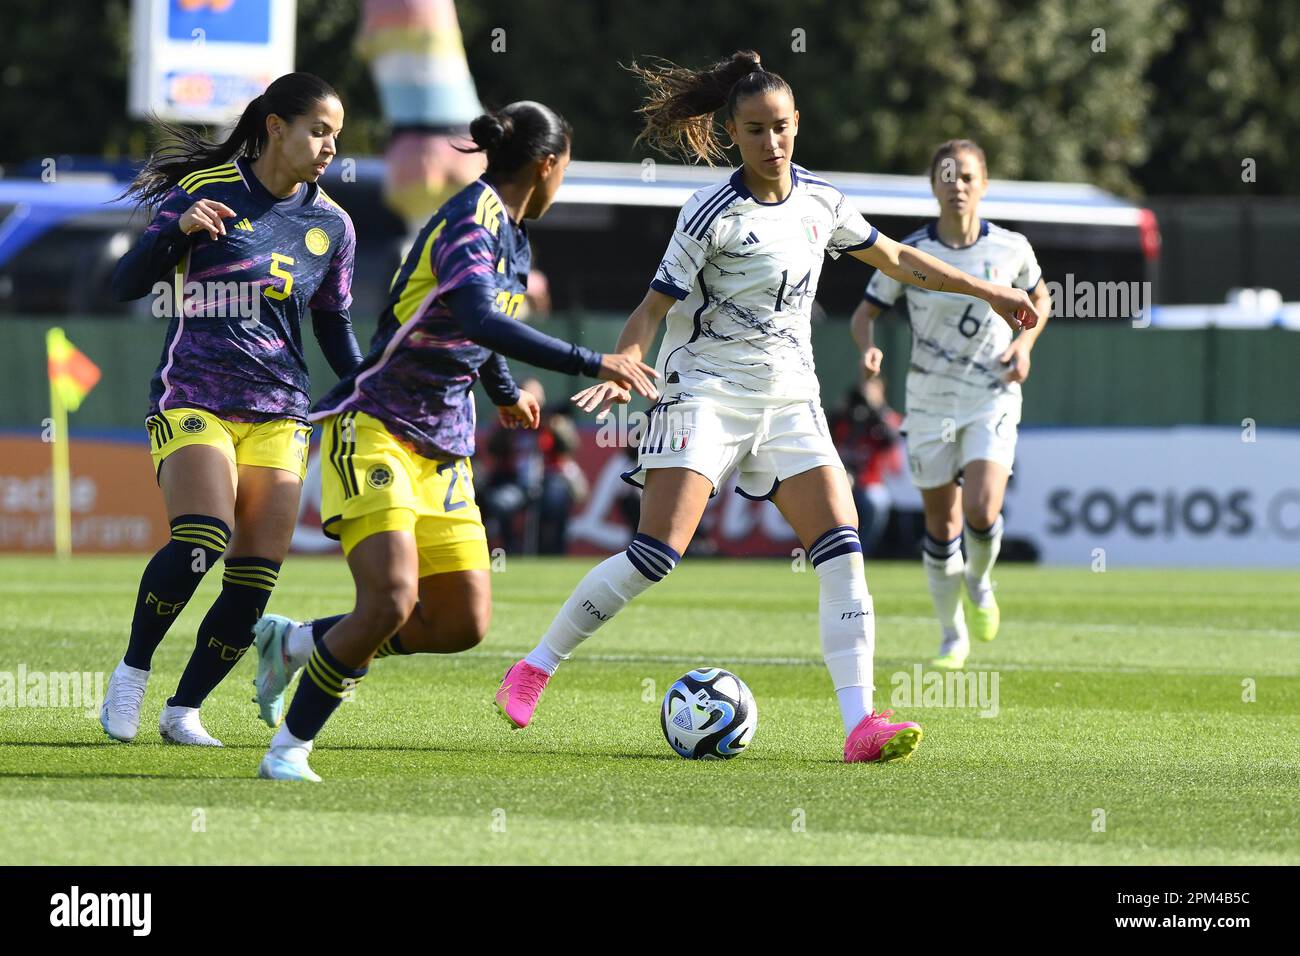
[1,554,1296,865]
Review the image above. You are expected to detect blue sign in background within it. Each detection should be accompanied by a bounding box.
[166,0,272,45]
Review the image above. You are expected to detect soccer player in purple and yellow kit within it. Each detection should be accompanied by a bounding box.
[250,101,659,781]
[99,74,364,747]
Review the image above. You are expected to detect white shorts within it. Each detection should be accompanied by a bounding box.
[621,397,845,500]
[903,395,1021,490]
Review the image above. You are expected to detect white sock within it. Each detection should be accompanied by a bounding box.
[524,533,681,674]
[270,723,312,751]
[923,532,968,651]
[964,515,1004,607]
[115,660,149,679]
[286,621,315,668]
[810,527,875,735]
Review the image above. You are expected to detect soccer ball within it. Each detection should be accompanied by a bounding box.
[660,668,757,759]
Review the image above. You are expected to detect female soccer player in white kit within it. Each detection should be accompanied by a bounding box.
[851,140,1053,669]
[494,53,1039,762]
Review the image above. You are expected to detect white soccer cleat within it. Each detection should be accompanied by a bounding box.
[257,745,321,782]
[99,660,150,742]
[158,703,223,746]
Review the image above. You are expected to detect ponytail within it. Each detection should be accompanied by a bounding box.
[122,72,339,209]
[456,101,572,179]
[627,50,793,165]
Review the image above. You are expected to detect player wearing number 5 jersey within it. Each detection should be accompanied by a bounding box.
[98,73,363,749]
[851,139,1053,669]
[496,52,1040,764]
[251,102,660,782]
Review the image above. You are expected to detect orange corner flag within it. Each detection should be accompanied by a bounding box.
[47,328,101,413]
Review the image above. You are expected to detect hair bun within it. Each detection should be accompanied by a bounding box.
[469,113,513,151]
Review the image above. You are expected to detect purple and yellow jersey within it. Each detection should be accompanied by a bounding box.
[144,157,356,422]
[312,179,530,460]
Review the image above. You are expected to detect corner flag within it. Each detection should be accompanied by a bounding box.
[46,328,101,557]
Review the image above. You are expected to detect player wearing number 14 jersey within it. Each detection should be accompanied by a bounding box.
[494,52,1040,764]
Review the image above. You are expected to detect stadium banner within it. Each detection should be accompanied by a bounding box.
[6,428,1296,567]
[553,426,1300,566]
[1003,428,1300,567]
[128,0,296,124]
[0,436,168,553]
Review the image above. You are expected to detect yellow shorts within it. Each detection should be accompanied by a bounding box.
[319,410,489,577]
[146,407,310,481]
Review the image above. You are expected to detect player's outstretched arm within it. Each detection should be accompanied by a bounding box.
[850,233,1039,332]
[849,300,885,378]
[446,285,659,400]
[1022,278,1053,346]
[572,288,674,418]
[1001,278,1054,383]
[478,351,521,407]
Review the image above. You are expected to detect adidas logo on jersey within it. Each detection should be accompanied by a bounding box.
[742,231,760,245]
[234,218,253,232]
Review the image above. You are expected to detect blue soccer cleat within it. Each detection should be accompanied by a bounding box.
[252,613,302,729]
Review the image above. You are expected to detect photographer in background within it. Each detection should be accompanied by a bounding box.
[480,377,590,554]
[829,373,903,558]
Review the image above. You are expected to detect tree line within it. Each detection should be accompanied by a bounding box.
[1,0,1292,197]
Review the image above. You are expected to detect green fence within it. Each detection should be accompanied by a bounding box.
[1,315,1297,431]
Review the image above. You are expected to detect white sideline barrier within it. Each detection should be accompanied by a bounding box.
[1002,428,1300,567]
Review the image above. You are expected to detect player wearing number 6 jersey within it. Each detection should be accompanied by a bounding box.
[99,74,363,748]
[252,101,660,781]
[495,52,1040,764]
[851,139,1053,669]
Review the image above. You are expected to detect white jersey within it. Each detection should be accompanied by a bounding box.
[650,163,877,406]
[864,220,1041,422]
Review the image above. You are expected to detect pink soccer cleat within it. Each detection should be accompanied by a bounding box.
[844,710,923,763]
[495,660,552,729]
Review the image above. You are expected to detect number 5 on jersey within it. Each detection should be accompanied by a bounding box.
[265,253,295,301]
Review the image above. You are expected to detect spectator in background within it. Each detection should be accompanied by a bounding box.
[535,405,589,553]
[480,376,589,554]
[830,374,903,557]
[480,378,546,554]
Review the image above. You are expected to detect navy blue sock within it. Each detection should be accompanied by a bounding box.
[311,614,346,643]
[809,525,863,568]
[284,641,368,741]
[311,615,413,659]
[374,634,409,658]
[124,514,229,670]
[625,532,681,582]
[170,557,280,708]
[310,612,408,657]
